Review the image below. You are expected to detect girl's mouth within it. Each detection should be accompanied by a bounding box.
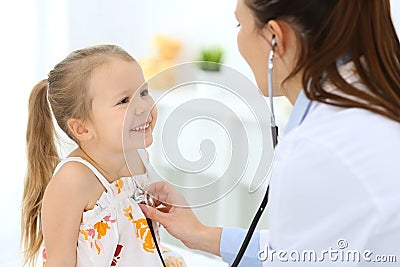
[131,122,150,133]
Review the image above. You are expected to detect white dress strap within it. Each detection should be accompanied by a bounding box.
[53,157,112,191]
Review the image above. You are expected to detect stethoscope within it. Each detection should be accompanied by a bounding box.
[131,186,166,267]
[231,36,278,267]
[132,37,279,267]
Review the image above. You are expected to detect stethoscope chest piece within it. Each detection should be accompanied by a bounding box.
[132,187,155,207]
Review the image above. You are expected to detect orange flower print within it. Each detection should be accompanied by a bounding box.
[164,255,184,267]
[124,205,156,253]
[134,218,156,253]
[79,215,115,255]
[115,179,124,194]
[94,239,102,255]
[123,206,134,221]
[94,221,111,239]
[79,230,89,240]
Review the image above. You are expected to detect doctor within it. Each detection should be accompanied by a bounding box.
[141,0,400,266]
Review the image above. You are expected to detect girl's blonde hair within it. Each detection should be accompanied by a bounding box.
[21,44,135,266]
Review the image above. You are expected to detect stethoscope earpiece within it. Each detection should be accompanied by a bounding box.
[271,36,277,47]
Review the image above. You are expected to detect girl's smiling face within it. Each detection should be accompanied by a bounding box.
[87,57,157,155]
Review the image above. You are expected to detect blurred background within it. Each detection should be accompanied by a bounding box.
[0,0,399,266]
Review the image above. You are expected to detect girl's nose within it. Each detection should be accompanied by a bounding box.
[134,98,149,116]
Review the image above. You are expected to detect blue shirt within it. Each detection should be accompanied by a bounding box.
[219,91,312,266]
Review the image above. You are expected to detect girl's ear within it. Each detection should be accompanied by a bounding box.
[67,118,94,141]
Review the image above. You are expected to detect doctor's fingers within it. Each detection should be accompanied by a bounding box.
[146,181,189,207]
[139,203,171,224]
[139,203,186,234]
[139,202,204,249]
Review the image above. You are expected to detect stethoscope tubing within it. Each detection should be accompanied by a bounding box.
[231,38,278,267]
[132,187,166,267]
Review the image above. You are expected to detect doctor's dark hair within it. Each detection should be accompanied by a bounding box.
[245,0,400,122]
[22,44,135,266]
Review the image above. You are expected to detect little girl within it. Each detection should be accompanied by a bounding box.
[21,44,185,267]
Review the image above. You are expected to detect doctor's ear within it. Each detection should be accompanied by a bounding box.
[67,118,94,141]
[263,20,287,56]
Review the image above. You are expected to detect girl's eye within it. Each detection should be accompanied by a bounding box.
[117,97,130,105]
[236,23,241,28]
[140,89,149,97]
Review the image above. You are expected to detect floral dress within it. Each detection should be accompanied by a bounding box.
[42,149,185,267]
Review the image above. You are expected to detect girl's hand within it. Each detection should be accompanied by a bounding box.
[140,181,222,256]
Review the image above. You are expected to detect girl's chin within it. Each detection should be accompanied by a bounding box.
[144,138,153,148]
[124,138,153,150]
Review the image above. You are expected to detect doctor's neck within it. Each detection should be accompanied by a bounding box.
[280,73,303,106]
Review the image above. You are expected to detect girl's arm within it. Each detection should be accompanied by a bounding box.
[41,162,93,267]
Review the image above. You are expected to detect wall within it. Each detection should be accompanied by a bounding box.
[65,0,252,77]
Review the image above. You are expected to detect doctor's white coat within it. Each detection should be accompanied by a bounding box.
[260,64,400,266]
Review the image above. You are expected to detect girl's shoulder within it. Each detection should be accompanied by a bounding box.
[52,158,98,186]
[45,158,103,208]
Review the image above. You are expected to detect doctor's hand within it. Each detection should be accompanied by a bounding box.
[140,181,222,256]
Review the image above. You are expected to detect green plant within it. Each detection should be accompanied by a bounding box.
[199,47,224,71]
